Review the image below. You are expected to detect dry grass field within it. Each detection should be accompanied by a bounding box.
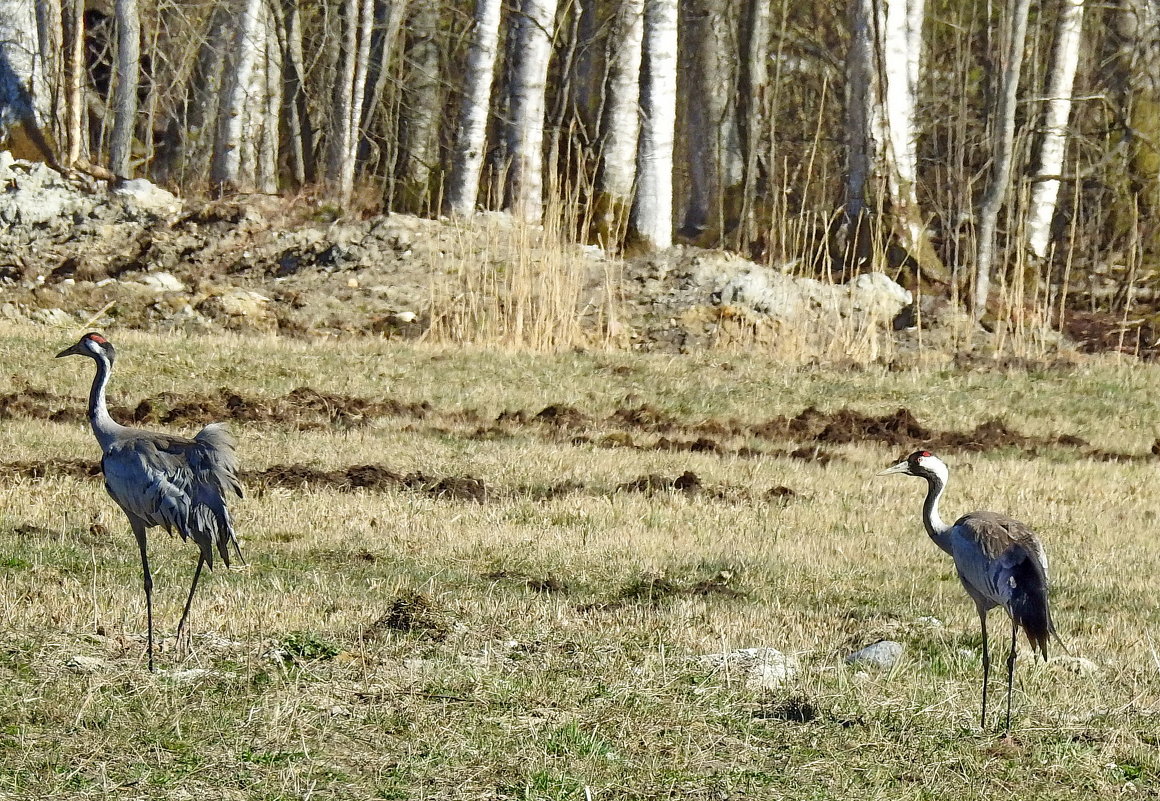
[1,323,1159,799]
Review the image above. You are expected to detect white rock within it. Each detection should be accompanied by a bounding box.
[113,178,182,218]
[65,655,108,673]
[845,640,904,670]
[137,271,186,292]
[916,616,944,628]
[30,307,74,326]
[698,647,799,689]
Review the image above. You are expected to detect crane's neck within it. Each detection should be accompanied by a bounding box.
[88,352,123,449]
[922,474,955,555]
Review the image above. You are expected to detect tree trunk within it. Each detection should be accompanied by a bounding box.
[973,0,1032,317]
[325,0,373,204]
[358,0,409,167]
[681,0,742,242]
[62,0,85,164]
[279,0,314,186]
[1026,0,1085,260]
[109,0,140,177]
[211,0,265,192]
[397,0,442,213]
[595,0,644,247]
[1109,0,1160,258]
[844,0,946,284]
[505,0,559,223]
[737,0,770,249]
[446,0,503,216]
[631,0,678,250]
[0,0,56,162]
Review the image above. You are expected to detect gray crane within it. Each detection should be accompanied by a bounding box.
[879,450,1062,736]
[56,332,243,671]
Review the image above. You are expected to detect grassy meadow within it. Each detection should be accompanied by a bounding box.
[1,323,1159,799]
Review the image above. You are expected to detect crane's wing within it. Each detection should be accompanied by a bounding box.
[950,512,1055,659]
[102,426,242,569]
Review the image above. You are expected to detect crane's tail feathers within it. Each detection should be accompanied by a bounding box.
[1009,554,1055,661]
[190,500,242,571]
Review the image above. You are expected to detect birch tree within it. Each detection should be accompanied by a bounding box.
[211,0,267,191]
[446,0,503,216]
[62,0,85,164]
[0,0,55,161]
[845,0,944,282]
[109,0,141,177]
[1108,0,1160,257]
[594,0,644,246]
[973,0,1032,316]
[737,0,770,247]
[326,0,374,204]
[505,0,558,222]
[681,0,742,241]
[631,0,679,249]
[1026,0,1085,260]
[397,1,442,212]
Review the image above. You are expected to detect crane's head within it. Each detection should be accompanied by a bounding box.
[56,332,116,365]
[878,450,949,484]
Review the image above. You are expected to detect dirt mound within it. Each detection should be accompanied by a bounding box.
[367,591,451,640]
[246,464,489,501]
[618,471,703,495]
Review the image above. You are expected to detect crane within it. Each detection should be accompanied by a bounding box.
[56,332,244,671]
[878,450,1062,736]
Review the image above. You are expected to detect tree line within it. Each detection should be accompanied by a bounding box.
[0,0,1158,322]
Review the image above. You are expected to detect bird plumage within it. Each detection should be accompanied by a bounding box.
[879,450,1060,735]
[57,332,243,670]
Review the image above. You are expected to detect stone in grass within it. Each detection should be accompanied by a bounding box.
[65,655,108,673]
[845,640,903,670]
[699,647,799,690]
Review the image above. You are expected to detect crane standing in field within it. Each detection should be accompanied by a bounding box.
[57,332,244,671]
[879,450,1062,736]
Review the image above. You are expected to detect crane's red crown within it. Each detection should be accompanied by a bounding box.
[84,333,109,345]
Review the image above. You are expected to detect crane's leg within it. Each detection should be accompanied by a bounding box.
[132,521,154,672]
[1004,617,1018,737]
[977,605,990,730]
[175,554,206,653]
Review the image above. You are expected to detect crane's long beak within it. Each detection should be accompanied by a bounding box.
[876,461,910,476]
[55,343,84,358]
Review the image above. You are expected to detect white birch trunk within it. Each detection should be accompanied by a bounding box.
[63,0,84,163]
[878,0,923,248]
[597,0,644,225]
[0,0,50,131]
[682,0,743,238]
[1026,0,1085,259]
[973,0,1032,316]
[341,0,373,200]
[446,0,503,216]
[631,0,678,250]
[398,0,441,210]
[109,0,140,177]
[326,0,359,199]
[211,0,265,190]
[506,0,558,223]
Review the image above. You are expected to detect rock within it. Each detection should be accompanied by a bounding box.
[112,178,182,218]
[65,655,108,673]
[916,616,944,627]
[698,647,799,689]
[845,640,903,670]
[197,289,274,331]
[30,307,74,327]
[137,271,186,292]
